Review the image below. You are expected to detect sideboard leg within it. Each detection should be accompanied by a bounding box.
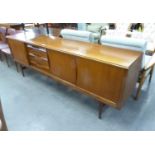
[98,102,104,119]
[20,65,25,77]
[15,62,19,72]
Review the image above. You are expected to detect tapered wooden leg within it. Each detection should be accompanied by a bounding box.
[98,102,104,119]
[135,77,145,100]
[149,67,154,83]
[0,98,8,131]
[15,62,19,72]
[20,64,25,77]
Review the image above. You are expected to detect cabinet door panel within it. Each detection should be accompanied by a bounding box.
[48,50,76,84]
[8,39,29,65]
[76,57,126,104]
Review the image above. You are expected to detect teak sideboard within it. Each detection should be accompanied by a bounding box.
[7,32,143,118]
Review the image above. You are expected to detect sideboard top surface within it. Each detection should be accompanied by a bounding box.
[7,32,142,69]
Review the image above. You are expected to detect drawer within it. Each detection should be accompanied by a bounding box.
[29,55,49,71]
[27,46,47,59]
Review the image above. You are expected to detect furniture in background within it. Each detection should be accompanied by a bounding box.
[38,23,49,34]
[0,99,8,131]
[105,23,155,54]
[100,36,155,99]
[77,23,110,43]
[0,47,11,67]
[0,23,77,36]
[21,23,50,35]
[0,27,9,42]
[129,23,144,32]
[109,23,116,29]
[60,29,99,43]
[7,32,142,118]
[0,43,8,62]
[77,23,115,31]
[134,23,155,54]
[135,53,155,99]
[21,23,35,30]
[49,23,77,29]
[0,23,24,30]
[52,28,61,37]
[100,36,147,53]
[0,27,18,67]
[0,27,11,66]
[77,23,87,30]
[87,23,109,33]
[105,23,130,37]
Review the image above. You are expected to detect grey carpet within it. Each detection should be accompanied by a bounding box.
[0,57,155,131]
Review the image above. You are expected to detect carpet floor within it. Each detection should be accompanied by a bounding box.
[0,56,155,131]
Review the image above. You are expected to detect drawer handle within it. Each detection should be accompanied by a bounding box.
[30,55,47,61]
[27,45,46,52]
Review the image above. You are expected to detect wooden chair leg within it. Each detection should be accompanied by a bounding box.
[0,53,2,61]
[135,77,145,100]
[0,52,4,62]
[4,54,10,67]
[98,102,104,119]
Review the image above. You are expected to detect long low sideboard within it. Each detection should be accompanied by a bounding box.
[7,32,143,118]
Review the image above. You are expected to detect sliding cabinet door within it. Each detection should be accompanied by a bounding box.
[47,49,76,84]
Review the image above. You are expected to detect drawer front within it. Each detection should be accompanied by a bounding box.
[27,47,47,59]
[29,55,49,71]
